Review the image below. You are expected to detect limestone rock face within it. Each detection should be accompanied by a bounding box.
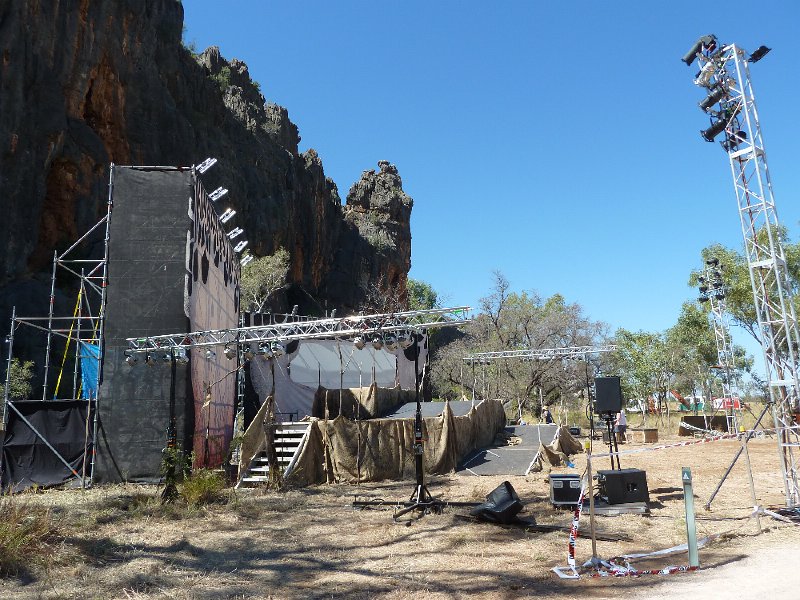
[0,0,412,320]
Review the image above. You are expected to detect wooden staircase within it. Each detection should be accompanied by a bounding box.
[237,422,309,487]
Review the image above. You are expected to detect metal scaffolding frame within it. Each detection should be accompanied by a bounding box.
[689,39,800,507]
[2,175,112,487]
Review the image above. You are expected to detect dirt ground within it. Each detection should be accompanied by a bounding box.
[4,432,800,599]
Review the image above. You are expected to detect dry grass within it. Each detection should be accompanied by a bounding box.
[1,432,799,598]
[0,496,62,577]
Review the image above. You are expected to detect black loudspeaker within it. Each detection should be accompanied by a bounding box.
[597,469,649,504]
[594,376,622,414]
[470,481,524,524]
[550,474,582,507]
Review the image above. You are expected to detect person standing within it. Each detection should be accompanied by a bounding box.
[541,405,554,424]
[614,409,627,443]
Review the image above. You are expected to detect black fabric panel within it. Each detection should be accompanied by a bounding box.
[1,400,93,493]
[96,166,193,483]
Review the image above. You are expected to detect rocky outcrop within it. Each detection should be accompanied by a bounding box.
[0,0,411,325]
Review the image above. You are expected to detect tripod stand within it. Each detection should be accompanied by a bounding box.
[602,412,621,470]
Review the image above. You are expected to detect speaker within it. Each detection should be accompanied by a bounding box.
[597,469,649,505]
[550,474,582,507]
[594,376,622,414]
[470,481,524,524]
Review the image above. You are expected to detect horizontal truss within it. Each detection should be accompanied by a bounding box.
[126,307,472,351]
[463,345,617,363]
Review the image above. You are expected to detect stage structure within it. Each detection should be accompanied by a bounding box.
[2,161,248,490]
[684,36,800,507]
[698,258,742,431]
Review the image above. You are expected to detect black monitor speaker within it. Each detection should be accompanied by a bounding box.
[469,481,524,524]
[594,376,622,414]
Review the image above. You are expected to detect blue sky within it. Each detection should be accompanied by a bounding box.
[183,1,800,374]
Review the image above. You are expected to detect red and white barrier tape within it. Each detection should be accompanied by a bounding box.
[552,476,588,579]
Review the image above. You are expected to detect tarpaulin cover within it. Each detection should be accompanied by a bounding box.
[287,398,506,485]
[312,383,414,420]
[527,426,584,472]
[1,400,93,493]
[79,342,100,400]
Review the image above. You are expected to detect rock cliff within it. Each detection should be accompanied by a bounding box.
[0,0,411,326]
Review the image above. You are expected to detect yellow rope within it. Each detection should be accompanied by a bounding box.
[53,289,82,398]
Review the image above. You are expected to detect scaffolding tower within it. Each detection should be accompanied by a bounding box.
[687,38,800,507]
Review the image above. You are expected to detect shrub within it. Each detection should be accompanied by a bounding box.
[0,497,61,577]
[179,469,226,508]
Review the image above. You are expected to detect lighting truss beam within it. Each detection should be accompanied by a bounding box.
[126,307,472,351]
[463,345,617,363]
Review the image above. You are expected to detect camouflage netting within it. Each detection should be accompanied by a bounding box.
[287,399,507,485]
[527,426,584,473]
[311,383,415,420]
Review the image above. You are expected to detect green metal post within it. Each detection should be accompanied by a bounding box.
[682,467,699,567]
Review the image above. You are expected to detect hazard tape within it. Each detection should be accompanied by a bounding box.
[591,561,698,577]
[552,476,588,579]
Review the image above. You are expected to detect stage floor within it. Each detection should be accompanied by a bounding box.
[383,400,476,419]
[457,424,559,476]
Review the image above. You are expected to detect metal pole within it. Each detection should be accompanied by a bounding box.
[739,425,762,532]
[3,306,16,427]
[42,251,58,399]
[72,275,84,399]
[585,441,598,559]
[682,467,700,567]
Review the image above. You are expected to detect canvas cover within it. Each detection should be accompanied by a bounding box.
[287,398,506,485]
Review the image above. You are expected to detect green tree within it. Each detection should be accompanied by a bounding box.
[407,279,439,311]
[239,248,290,312]
[1,358,35,417]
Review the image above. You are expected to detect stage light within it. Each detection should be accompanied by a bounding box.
[722,129,747,152]
[699,86,727,112]
[162,352,172,364]
[220,208,236,224]
[209,187,228,201]
[699,294,709,303]
[205,348,216,360]
[257,342,268,355]
[174,347,189,364]
[145,353,155,367]
[372,335,384,350]
[682,34,717,66]
[234,240,248,253]
[748,45,771,63]
[705,258,719,267]
[398,332,414,349]
[227,227,244,239]
[384,334,398,351]
[197,157,217,174]
[124,351,137,366]
[353,336,366,350]
[224,344,236,360]
[244,344,255,360]
[271,342,285,357]
[701,118,728,142]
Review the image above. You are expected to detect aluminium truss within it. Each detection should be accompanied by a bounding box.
[463,345,617,363]
[692,41,800,507]
[125,307,472,353]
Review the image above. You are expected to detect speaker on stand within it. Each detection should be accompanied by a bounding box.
[594,376,622,470]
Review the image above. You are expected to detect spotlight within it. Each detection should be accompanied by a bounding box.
[162,352,172,364]
[271,342,285,357]
[220,208,236,224]
[748,45,771,63]
[353,336,366,350]
[124,351,137,366]
[682,34,717,66]
[398,332,414,349]
[705,258,720,267]
[722,129,747,151]
[174,347,189,364]
[699,295,709,303]
[714,290,726,300]
[698,86,727,112]
[701,118,728,142]
[224,344,236,360]
[699,285,709,294]
[205,348,216,360]
[196,157,217,173]
[384,334,398,351]
[244,344,255,360]
[257,342,268,355]
[145,353,155,367]
[372,335,384,350]
[209,187,228,201]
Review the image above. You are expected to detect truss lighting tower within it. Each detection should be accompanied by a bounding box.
[686,37,800,507]
[698,259,741,431]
